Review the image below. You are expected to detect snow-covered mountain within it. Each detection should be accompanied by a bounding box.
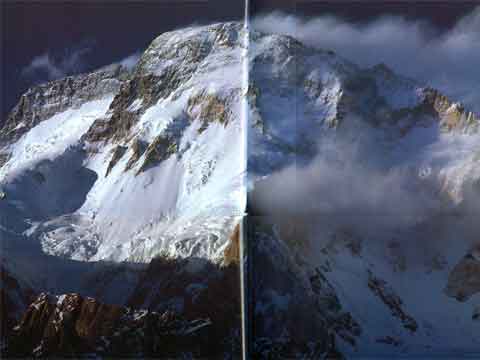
[1,22,245,266]
[1,22,245,357]
[1,20,479,358]
[247,27,480,358]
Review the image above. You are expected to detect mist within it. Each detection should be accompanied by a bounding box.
[22,45,93,82]
[118,52,141,70]
[249,9,480,254]
[249,112,480,252]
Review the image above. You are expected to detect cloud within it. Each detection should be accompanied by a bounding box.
[250,8,480,244]
[249,112,480,253]
[252,122,441,224]
[22,54,65,80]
[22,45,92,82]
[253,7,480,113]
[118,52,141,70]
[23,47,143,85]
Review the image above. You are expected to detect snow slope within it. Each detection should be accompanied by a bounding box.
[247,26,480,357]
[0,22,246,269]
[1,20,479,357]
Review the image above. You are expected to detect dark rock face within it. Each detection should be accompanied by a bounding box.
[4,292,216,358]
[224,223,240,266]
[367,272,418,333]
[1,252,242,358]
[110,74,163,114]
[84,74,164,145]
[105,145,127,176]
[127,257,242,357]
[445,252,480,302]
[0,266,36,351]
[421,87,479,132]
[84,23,243,155]
[187,91,232,133]
[124,138,148,171]
[247,217,350,358]
[0,65,129,147]
[136,134,178,174]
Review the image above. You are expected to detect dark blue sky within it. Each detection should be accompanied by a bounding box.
[2,1,477,123]
[1,0,244,122]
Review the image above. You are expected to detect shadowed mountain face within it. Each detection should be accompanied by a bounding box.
[2,259,241,358]
[246,20,480,358]
[1,18,479,359]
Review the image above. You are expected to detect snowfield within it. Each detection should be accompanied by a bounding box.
[1,20,480,357]
[1,22,246,268]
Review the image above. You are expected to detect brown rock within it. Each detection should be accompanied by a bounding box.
[224,223,241,265]
[105,145,127,176]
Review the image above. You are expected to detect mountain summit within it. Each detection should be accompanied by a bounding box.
[247,25,480,358]
[1,21,480,358]
[1,22,245,264]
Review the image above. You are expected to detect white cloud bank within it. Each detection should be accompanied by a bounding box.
[253,7,480,113]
